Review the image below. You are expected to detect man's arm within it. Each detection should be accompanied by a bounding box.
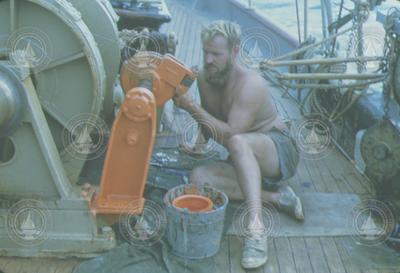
[174,81,263,147]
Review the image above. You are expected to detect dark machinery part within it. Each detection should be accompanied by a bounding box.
[110,0,171,30]
[393,53,400,105]
[361,119,400,180]
[0,65,25,136]
[120,28,177,63]
[377,8,400,105]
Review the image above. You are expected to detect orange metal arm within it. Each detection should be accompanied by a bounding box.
[90,87,155,215]
[90,54,194,217]
[120,54,194,105]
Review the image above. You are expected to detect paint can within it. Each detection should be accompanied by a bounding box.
[164,184,229,259]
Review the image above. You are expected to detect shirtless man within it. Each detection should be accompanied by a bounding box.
[173,20,304,269]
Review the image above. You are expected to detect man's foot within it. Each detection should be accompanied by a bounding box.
[241,234,268,269]
[277,185,304,221]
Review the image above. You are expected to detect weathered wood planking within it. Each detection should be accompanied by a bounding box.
[0,258,80,273]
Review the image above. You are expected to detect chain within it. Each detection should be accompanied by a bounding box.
[352,1,369,72]
[381,8,400,118]
[345,16,356,58]
[359,2,369,72]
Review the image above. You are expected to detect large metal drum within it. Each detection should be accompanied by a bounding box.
[0,0,121,257]
[0,0,121,192]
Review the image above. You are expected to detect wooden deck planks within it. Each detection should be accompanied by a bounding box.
[175,8,189,61]
[268,83,374,196]
[334,237,362,273]
[302,159,330,193]
[274,237,297,273]
[227,236,246,273]
[0,260,16,273]
[305,237,331,273]
[162,4,177,32]
[183,12,198,66]
[311,156,342,193]
[321,148,373,196]
[320,238,347,273]
[269,88,301,120]
[215,237,231,273]
[289,237,314,273]
[269,86,365,194]
[263,239,280,273]
[0,257,79,273]
[180,8,193,64]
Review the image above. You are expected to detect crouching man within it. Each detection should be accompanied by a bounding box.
[173,20,304,269]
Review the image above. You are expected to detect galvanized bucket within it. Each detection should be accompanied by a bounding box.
[164,184,229,259]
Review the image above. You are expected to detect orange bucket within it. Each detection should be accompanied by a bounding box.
[172,194,213,212]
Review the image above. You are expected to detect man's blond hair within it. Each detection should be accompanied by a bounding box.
[201,20,241,49]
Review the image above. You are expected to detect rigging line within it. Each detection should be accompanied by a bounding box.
[279,78,383,88]
[295,0,302,44]
[331,90,364,122]
[304,0,308,41]
[321,0,327,39]
[269,26,353,62]
[330,0,345,56]
[328,87,350,120]
[262,56,383,67]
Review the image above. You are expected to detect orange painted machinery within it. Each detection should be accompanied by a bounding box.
[89,53,195,219]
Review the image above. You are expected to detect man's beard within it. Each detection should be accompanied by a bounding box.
[204,59,232,88]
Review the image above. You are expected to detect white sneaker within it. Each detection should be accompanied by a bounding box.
[241,234,268,269]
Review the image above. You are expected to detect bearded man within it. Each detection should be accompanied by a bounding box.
[173,20,304,269]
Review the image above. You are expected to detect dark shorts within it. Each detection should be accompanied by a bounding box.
[261,128,299,191]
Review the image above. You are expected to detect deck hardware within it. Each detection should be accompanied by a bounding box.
[361,119,400,180]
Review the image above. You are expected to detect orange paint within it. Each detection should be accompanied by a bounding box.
[90,54,195,220]
[172,194,213,212]
[120,54,195,106]
[90,87,155,216]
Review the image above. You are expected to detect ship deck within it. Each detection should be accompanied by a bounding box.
[157,2,395,273]
[0,0,398,272]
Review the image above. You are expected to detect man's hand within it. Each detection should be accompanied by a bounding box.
[191,65,199,77]
[173,91,194,111]
[178,130,210,156]
[179,142,210,156]
[173,65,198,110]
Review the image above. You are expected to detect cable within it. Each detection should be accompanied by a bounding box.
[330,0,345,56]
[295,0,302,44]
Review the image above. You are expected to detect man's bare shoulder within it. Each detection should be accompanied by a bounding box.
[240,69,270,97]
[246,69,268,86]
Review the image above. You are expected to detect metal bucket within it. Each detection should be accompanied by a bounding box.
[164,184,229,259]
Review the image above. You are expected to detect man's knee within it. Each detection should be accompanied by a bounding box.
[226,134,248,155]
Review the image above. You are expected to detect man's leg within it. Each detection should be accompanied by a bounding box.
[190,132,282,269]
[226,133,281,236]
[189,132,303,220]
[189,161,280,204]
